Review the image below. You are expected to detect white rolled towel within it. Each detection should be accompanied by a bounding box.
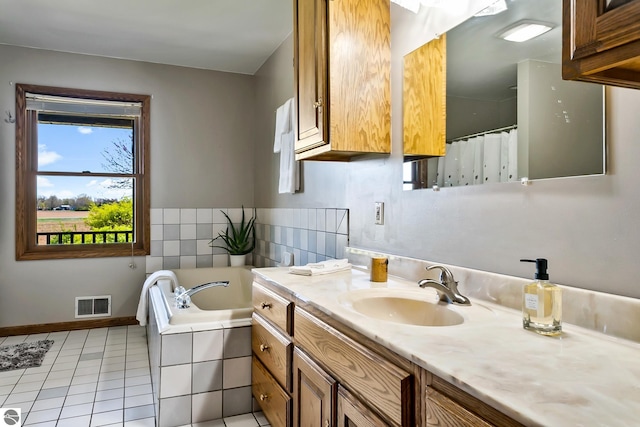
[289,259,352,276]
[136,270,178,326]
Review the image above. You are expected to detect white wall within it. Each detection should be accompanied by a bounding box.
[0,45,255,327]
[253,5,640,300]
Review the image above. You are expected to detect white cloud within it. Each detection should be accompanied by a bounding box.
[78,127,93,134]
[37,176,54,188]
[86,180,98,187]
[92,178,131,200]
[38,144,62,166]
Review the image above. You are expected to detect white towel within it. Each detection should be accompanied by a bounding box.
[289,259,352,276]
[274,98,299,194]
[136,270,178,326]
[274,98,293,153]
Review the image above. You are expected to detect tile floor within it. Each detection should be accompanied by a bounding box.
[0,326,269,427]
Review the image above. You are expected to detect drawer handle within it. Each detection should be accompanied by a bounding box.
[325,420,330,427]
[260,302,272,309]
[260,393,270,401]
[259,344,270,352]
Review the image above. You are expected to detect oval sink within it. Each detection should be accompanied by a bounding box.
[351,296,464,326]
[338,288,494,327]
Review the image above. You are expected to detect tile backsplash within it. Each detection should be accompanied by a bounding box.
[146,207,349,273]
[253,207,349,268]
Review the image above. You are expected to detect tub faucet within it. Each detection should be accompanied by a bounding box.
[175,281,230,309]
[418,265,471,306]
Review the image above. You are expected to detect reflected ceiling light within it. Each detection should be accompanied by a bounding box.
[498,20,554,42]
[475,0,508,17]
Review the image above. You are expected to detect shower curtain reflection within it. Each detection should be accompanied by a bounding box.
[437,127,518,187]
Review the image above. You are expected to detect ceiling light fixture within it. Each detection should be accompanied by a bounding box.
[498,20,554,42]
[475,0,508,17]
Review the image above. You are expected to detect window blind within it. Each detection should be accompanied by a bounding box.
[25,93,142,117]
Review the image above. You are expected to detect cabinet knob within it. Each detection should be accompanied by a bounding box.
[325,420,330,427]
[259,344,270,352]
[260,393,270,401]
[260,302,272,309]
[313,99,323,109]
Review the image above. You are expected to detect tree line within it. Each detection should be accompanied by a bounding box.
[37,194,120,211]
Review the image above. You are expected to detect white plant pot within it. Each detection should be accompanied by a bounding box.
[229,254,246,267]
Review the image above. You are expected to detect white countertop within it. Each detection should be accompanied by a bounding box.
[253,266,640,427]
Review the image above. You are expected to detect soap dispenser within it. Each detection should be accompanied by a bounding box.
[520,259,562,336]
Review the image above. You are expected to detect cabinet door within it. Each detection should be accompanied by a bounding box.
[403,35,446,158]
[337,386,388,427]
[294,0,328,153]
[562,0,640,88]
[293,347,336,427]
[426,387,492,427]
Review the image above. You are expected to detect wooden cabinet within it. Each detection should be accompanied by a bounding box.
[419,371,525,427]
[294,307,413,426]
[293,0,391,161]
[425,387,492,427]
[252,282,293,334]
[403,35,447,159]
[292,347,336,427]
[252,275,523,427]
[562,0,640,89]
[252,356,292,427]
[252,281,294,427]
[252,313,292,392]
[337,386,388,427]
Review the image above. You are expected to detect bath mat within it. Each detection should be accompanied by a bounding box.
[0,340,54,372]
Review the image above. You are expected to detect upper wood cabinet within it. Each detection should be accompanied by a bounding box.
[403,35,447,159]
[562,0,640,88]
[293,0,391,161]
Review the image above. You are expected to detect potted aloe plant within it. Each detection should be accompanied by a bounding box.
[209,206,256,266]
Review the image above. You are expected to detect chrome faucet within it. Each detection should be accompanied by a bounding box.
[175,281,230,309]
[418,265,470,305]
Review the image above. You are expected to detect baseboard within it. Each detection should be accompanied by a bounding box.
[0,316,139,337]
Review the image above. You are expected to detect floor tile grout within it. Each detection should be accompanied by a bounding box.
[0,326,270,427]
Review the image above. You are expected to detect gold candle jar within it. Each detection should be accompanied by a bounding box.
[370,257,388,282]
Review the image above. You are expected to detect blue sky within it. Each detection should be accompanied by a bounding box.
[37,124,133,200]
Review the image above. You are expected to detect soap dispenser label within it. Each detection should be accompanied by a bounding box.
[525,294,538,310]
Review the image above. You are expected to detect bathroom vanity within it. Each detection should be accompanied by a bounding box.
[251,259,640,427]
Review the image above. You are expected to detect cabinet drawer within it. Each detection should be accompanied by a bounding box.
[252,313,293,392]
[426,387,492,427]
[253,282,293,334]
[252,356,291,427]
[294,307,413,426]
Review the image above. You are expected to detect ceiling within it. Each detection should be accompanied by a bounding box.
[447,0,562,101]
[0,0,293,75]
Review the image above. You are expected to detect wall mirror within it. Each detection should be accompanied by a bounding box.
[403,0,606,190]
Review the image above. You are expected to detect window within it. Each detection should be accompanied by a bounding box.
[15,84,150,260]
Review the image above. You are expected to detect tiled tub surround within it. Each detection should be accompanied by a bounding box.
[146,208,349,272]
[146,208,253,273]
[148,297,253,427]
[252,260,640,426]
[253,207,349,267]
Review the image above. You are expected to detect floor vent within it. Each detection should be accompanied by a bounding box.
[75,295,112,318]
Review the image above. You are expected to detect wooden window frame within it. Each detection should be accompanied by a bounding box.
[15,84,151,260]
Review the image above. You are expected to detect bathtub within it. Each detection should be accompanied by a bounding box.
[149,266,254,330]
[146,267,255,427]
